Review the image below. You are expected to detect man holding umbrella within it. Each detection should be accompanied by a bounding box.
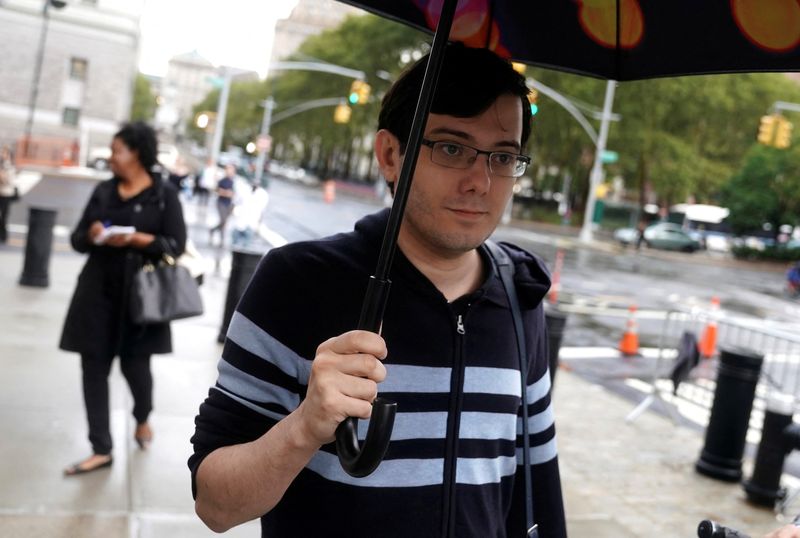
[189,43,565,537]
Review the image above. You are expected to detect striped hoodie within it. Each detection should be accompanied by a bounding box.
[189,209,566,538]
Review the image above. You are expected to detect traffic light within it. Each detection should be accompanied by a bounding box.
[333,103,352,124]
[757,114,777,145]
[349,80,371,105]
[528,89,539,117]
[774,116,793,149]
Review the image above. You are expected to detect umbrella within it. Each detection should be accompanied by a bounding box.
[332,0,800,478]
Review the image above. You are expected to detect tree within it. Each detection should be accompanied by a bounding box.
[130,73,157,122]
[721,143,800,236]
[267,14,427,181]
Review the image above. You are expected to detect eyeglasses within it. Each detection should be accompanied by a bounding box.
[420,139,530,178]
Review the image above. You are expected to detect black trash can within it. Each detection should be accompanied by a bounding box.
[743,393,797,506]
[218,248,264,343]
[696,347,764,482]
[545,309,568,386]
[19,207,57,288]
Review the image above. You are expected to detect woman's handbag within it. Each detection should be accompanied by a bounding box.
[129,253,204,325]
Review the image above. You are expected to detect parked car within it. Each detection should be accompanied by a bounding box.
[614,222,702,252]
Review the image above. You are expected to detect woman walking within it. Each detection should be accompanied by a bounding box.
[60,122,187,475]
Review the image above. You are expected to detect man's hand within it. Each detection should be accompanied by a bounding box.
[296,330,388,447]
[763,523,800,538]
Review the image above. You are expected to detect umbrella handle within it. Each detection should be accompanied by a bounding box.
[335,276,397,477]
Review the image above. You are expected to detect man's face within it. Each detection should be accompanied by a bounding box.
[390,93,523,258]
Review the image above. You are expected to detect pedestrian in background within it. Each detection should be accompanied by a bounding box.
[0,145,18,243]
[209,163,236,247]
[231,179,269,247]
[60,121,187,475]
[195,158,216,206]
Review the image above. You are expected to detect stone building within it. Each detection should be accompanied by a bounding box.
[269,0,361,65]
[0,0,142,163]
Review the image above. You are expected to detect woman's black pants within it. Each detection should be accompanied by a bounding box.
[0,196,10,243]
[80,351,153,455]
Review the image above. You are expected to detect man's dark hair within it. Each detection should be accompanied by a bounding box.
[114,121,158,170]
[378,43,532,152]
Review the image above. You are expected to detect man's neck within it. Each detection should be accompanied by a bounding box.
[398,234,484,303]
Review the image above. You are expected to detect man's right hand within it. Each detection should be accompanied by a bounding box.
[296,330,388,447]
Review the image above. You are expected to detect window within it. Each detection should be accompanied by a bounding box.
[69,58,88,81]
[62,107,81,126]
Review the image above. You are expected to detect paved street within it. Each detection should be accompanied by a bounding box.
[0,176,798,537]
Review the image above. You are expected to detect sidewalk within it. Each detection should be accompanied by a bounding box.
[0,245,790,537]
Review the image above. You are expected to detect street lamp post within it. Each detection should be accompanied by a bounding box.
[254,97,275,187]
[209,66,232,167]
[579,79,617,243]
[24,0,67,148]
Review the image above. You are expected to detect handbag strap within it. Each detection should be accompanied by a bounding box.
[484,240,538,538]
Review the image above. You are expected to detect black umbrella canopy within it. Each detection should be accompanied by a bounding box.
[337,0,800,80]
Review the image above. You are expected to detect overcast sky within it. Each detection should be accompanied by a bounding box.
[138,0,298,77]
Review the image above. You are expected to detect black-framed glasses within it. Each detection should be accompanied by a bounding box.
[420,139,530,178]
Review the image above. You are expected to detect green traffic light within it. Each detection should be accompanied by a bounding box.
[530,103,539,116]
[349,93,359,105]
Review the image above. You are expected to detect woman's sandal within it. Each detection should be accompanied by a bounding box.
[63,454,113,476]
[134,423,153,450]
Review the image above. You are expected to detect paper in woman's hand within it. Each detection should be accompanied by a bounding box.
[94,225,136,245]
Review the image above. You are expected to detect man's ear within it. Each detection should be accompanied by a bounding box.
[374,129,402,191]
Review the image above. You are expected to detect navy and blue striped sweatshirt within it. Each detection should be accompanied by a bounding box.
[189,209,567,538]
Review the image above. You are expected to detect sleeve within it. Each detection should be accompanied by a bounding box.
[141,185,187,257]
[188,249,312,498]
[507,306,567,538]
[69,182,105,253]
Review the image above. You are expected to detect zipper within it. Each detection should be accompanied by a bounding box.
[442,307,468,538]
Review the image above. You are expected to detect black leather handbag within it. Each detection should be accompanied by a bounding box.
[129,254,203,325]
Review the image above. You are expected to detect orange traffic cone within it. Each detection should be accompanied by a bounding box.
[619,305,639,356]
[323,179,336,203]
[548,249,565,304]
[699,296,720,359]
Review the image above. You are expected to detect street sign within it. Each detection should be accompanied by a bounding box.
[601,150,618,164]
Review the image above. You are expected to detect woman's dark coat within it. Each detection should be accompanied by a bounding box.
[60,175,186,358]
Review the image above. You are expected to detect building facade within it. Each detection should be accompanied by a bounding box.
[0,0,142,162]
[269,0,361,65]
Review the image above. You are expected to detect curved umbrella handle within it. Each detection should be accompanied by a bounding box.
[335,276,396,477]
[335,397,397,477]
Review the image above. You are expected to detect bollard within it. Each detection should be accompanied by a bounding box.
[218,248,264,343]
[19,207,57,287]
[743,393,800,507]
[695,347,763,482]
[545,309,568,386]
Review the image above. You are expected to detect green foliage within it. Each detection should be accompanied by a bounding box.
[188,79,271,149]
[130,74,157,122]
[267,15,427,179]
[524,67,800,215]
[720,143,800,235]
[731,245,800,261]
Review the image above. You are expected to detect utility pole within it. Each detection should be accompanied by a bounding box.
[254,97,275,187]
[24,0,67,147]
[209,66,232,166]
[579,80,617,243]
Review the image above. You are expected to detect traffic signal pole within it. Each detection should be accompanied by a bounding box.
[580,80,617,243]
[254,97,275,186]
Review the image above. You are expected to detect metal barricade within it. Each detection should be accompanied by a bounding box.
[627,308,800,439]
